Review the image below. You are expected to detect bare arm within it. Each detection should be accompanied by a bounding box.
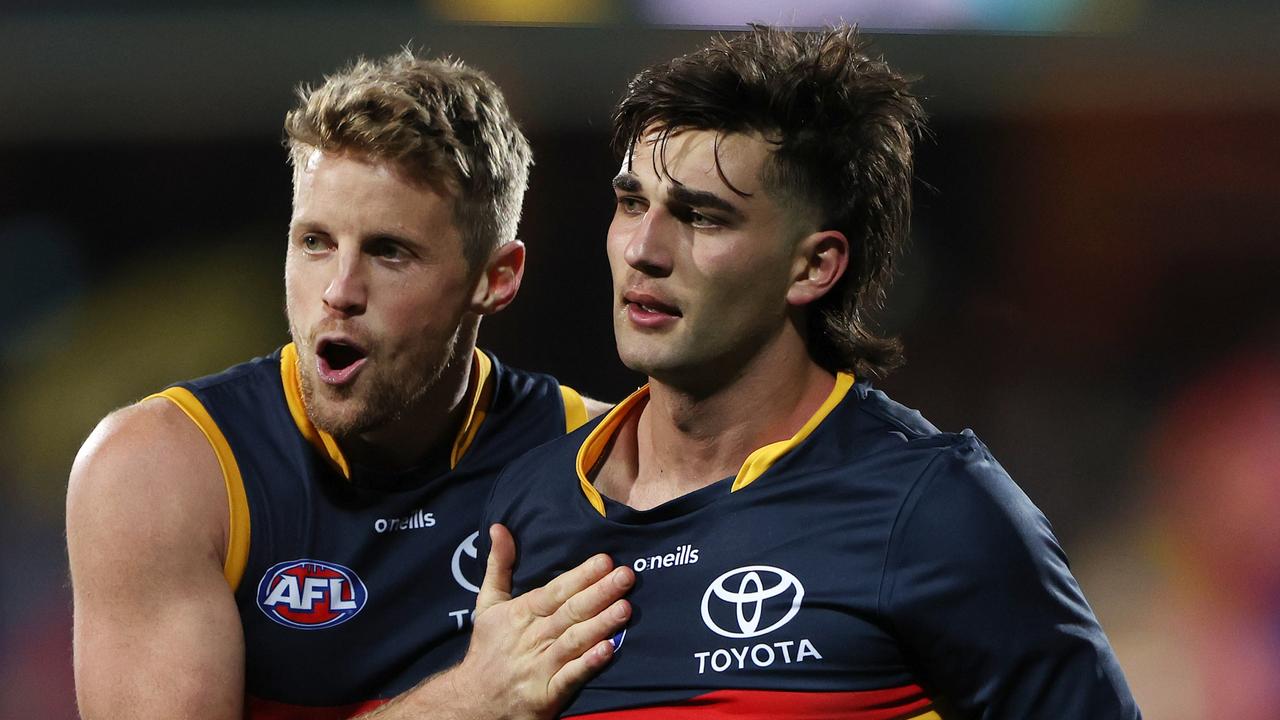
[357,524,633,719]
[70,399,631,720]
[68,398,244,719]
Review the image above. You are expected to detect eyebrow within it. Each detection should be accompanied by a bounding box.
[612,173,641,192]
[668,185,743,221]
[613,172,744,221]
[291,220,422,249]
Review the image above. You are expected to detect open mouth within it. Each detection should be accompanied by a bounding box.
[630,301,681,317]
[316,339,369,384]
[624,292,682,318]
[624,299,682,329]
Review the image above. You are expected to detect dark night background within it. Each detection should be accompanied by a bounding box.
[2,2,1277,717]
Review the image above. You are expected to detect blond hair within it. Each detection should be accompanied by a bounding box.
[285,50,532,267]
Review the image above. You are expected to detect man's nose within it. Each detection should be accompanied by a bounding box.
[322,251,368,316]
[623,207,675,278]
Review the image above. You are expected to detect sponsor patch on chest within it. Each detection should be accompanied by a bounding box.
[257,559,368,629]
[693,564,823,674]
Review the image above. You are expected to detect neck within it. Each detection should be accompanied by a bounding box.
[341,324,480,473]
[598,333,835,510]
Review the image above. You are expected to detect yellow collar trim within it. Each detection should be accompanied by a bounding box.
[280,343,493,479]
[574,372,855,517]
[730,371,854,492]
[575,384,651,516]
[281,343,351,479]
[450,349,494,469]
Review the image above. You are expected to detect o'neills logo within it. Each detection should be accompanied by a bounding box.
[632,544,700,573]
[373,509,436,534]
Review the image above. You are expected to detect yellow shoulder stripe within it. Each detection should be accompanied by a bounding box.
[560,385,589,432]
[731,372,855,492]
[146,387,251,592]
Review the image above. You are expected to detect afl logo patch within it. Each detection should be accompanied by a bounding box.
[257,559,367,629]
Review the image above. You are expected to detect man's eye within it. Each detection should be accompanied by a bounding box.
[370,241,407,261]
[301,235,326,252]
[617,196,646,214]
[676,207,722,230]
[689,211,719,229]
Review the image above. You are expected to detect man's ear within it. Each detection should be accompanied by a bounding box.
[786,230,849,307]
[470,240,526,315]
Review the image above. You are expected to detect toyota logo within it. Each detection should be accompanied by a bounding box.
[700,565,804,639]
[451,531,482,593]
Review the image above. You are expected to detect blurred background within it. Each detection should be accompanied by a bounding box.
[2,1,1277,717]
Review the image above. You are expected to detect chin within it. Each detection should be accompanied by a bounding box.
[616,345,660,378]
[307,395,379,438]
[299,370,379,436]
[619,350,688,385]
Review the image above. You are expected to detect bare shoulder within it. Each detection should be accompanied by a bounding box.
[69,396,244,718]
[73,395,215,468]
[67,396,228,573]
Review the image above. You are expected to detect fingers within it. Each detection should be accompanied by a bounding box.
[523,553,617,618]
[547,638,619,702]
[549,564,634,635]
[461,538,634,716]
[475,524,515,613]
[550,594,631,670]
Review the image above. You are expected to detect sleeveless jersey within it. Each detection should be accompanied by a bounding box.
[481,374,1141,719]
[150,343,588,719]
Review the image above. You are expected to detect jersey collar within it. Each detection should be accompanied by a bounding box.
[575,371,856,516]
[280,342,494,480]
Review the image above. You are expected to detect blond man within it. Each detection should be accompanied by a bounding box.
[68,51,631,719]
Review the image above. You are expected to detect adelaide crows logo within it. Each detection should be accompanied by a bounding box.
[257,559,367,629]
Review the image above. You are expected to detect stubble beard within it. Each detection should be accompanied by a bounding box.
[293,330,459,440]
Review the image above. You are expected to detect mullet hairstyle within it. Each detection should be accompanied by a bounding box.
[285,50,532,269]
[611,24,925,378]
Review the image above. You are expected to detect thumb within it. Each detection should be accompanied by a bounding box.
[475,523,515,613]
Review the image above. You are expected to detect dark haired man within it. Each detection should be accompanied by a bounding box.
[67,52,631,719]
[482,25,1141,718]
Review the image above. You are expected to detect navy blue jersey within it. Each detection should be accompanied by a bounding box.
[150,343,588,719]
[481,374,1140,719]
